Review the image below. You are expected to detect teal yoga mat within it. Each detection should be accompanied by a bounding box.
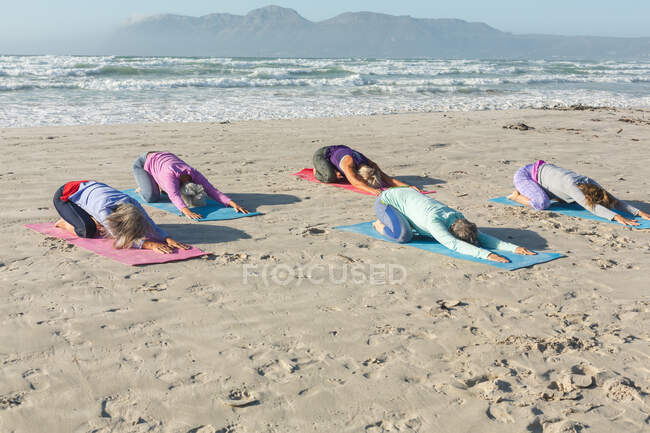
[334,222,564,270]
[122,189,261,221]
[489,196,650,229]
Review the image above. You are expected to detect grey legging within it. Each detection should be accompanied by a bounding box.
[132,153,161,202]
[312,146,339,183]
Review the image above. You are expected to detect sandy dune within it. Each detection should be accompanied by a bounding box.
[1,109,649,432]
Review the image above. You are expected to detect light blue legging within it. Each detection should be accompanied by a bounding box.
[132,153,161,203]
[374,197,413,243]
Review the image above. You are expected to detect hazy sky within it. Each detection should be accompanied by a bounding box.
[2,1,649,54]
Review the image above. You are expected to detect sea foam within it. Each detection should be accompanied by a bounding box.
[1,56,649,127]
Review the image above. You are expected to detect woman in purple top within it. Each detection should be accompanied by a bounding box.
[312,145,419,196]
[133,152,250,220]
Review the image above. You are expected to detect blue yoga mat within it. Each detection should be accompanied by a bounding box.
[122,189,261,221]
[334,222,564,270]
[489,196,650,229]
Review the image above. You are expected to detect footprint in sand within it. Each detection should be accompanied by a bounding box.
[220,387,259,408]
[0,392,24,409]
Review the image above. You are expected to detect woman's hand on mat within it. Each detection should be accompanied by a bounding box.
[409,185,423,193]
[638,210,650,220]
[229,201,250,214]
[143,241,174,254]
[182,207,203,220]
[166,237,190,250]
[488,253,510,263]
[515,247,536,255]
[614,214,639,226]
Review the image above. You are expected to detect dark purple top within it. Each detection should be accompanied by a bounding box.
[327,145,369,171]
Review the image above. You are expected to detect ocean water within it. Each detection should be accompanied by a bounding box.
[1,55,649,128]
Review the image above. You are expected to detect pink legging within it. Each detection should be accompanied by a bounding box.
[513,164,550,210]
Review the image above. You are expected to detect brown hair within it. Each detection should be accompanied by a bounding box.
[577,183,617,210]
[105,203,150,249]
[358,164,382,188]
[449,218,479,246]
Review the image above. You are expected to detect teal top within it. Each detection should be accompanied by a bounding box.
[379,187,518,259]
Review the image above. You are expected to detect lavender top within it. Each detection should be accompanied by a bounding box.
[69,181,168,248]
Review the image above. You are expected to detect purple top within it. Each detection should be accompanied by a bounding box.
[144,152,232,212]
[327,145,369,171]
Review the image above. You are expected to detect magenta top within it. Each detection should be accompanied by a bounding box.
[144,152,231,211]
[531,159,546,183]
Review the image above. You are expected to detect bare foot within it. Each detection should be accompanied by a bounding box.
[506,190,519,201]
[372,220,386,235]
[54,218,76,234]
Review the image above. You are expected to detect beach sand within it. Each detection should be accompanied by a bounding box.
[1,108,649,432]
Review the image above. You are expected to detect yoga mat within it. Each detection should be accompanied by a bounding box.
[334,222,564,270]
[489,196,650,229]
[25,223,207,266]
[122,189,261,221]
[292,168,435,196]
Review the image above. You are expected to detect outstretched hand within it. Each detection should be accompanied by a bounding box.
[166,237,190,250]
[143,241,173,254]
[229,201,250,214]
[182,207,203,220]
[515,247,537,255]
[487,253,510,263]
[614,214,640,226]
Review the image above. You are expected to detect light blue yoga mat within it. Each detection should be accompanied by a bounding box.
[489,196,650,229]
[334,222,564,270]
[122,188,261,221]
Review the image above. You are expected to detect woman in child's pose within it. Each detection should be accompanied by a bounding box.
[54,180,188,254]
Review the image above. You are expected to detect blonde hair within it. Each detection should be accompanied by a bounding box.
[358,164,382,188]
[180,182,207,208]
[449,218,479,246]
[578,183,617,210]
[105,203,150,249]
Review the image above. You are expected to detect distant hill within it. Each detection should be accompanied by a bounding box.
[105,5,650,59]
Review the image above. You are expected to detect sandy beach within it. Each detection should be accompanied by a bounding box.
[1,108,649,433]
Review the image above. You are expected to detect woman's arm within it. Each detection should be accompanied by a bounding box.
[191,170,250,213]
[191,170,231,206]
[366,159,418,190]
[165,177,190,213]
[478,231,536,256]
[340,158,382,196]
[426,220,505,261]
[567,183,638,224]
[477,231,518,252]
[565,182,618,220]
[611,195,642,217]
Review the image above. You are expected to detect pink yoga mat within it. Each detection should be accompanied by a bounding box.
[25,223,207,266]
[292,168,435,196]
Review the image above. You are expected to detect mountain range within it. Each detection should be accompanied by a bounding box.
[106,5,650,59]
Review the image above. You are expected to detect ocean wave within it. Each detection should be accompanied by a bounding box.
[1,55,649,127]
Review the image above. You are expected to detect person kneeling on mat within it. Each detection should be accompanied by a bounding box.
[312,145,420,196]
[373,187,535,263]
[54,180,189,254]
[508,160,649,226]
[133,151,249,220]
